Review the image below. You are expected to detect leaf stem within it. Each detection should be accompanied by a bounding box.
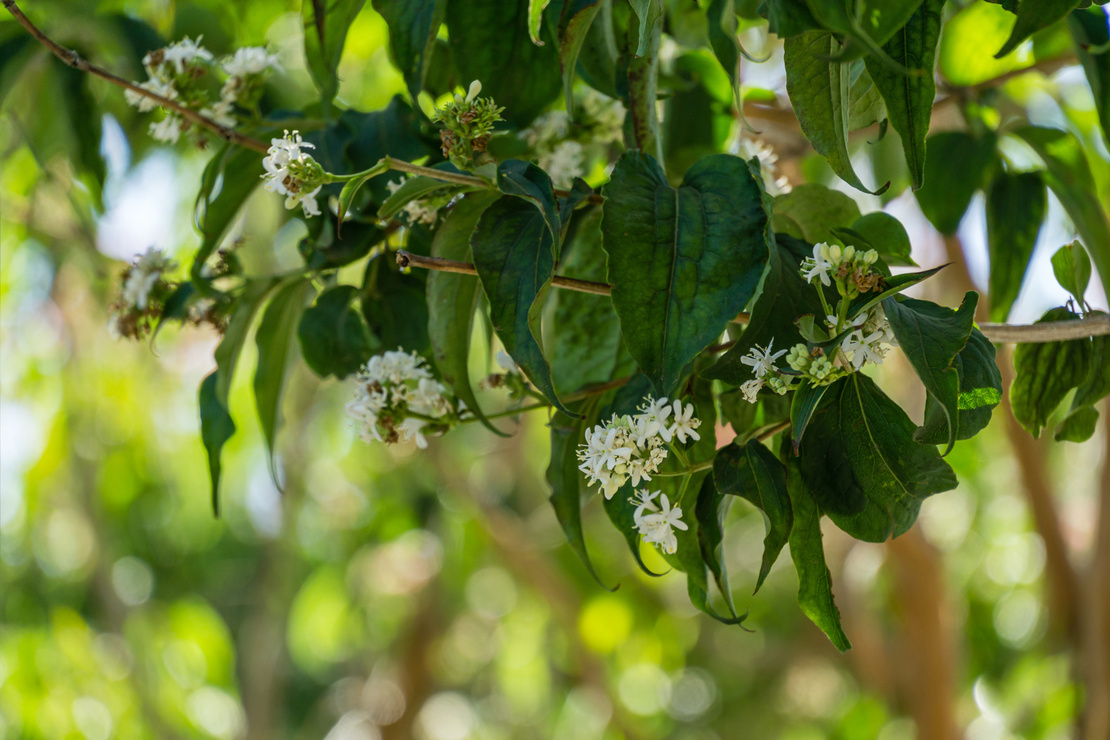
[655,460,714,478]
[461,402,550,423]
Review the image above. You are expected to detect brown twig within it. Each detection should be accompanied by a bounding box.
[398,250,1110,343]
[3,0,270,153]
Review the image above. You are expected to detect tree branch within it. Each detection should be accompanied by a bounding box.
[397,250,1110,343]
[3,0,270,153]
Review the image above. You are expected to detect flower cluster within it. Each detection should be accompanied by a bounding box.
[518,91,625,187]
[738,135,792,196]
[108,248,177,340]
[262,131,327,217]
[576,397,701,499]
[630,489,688,555]
[125,38,279,143]
[345,350,459,449]
[385,177,446,226]
[432,81,505,169]
[800,243,882,299]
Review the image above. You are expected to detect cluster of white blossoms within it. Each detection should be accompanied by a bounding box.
[345,350,458,449]
[108,248,176,340]
[576,397,702,499]
[519,91,624,188]
[800,242,882,298]
[125,38,279,143]
[385,178,442,226]
[262,131,325,217]
[630,489,688,555]
[738,135,791,196]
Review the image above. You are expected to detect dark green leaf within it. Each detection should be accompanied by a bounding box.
[1050,240,1092,305]
[864,0,943,190]
[848,212,916,266]
[554,0,603,118]
[1056,325,1110,442]
[373,0,447,100]
[575,0,621,98]
[303,0,368,106]
[1056,404,1100,442]
[298,285,378,379]
[471,195,571,414]
[428,191,503,433]
[677,475,748,624]
[300,218,386,270]
[714,440,792,593]
[758,0,819,37]
[707,0,753,106]
[883,293,978,454]
[986,171,1046,321]
[192,144,264,281]
[798,374,958,542]
[783,448,851,651]
[996,0,1080,58]
[771,184,862,244]
[446,0,562,126]
[790,379,831,453]
[663,53,734,176]
[213,278,281,404]
[916,326,1003,444]
[1011,306,1097,437]
[199,371,236,516]
[915,131,997,235]
[601,151,770,395]
[848,264,947,318]
[1070,7,1110,148]
[497,159,562,251]
[845,61,886,131]
[254,278,312,480]
[695,473,739,616]
[784,32,888,194]
[362,260,431,355]
[341,98,437,202]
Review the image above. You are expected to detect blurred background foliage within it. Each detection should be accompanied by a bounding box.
[1,0,1108,739]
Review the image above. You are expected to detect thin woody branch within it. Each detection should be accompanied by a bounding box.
[397,250,1110,344]
[3,0,269,153]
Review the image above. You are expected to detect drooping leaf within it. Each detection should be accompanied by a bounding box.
[996,0,1080,58]
[254,278,312,481]
[213,278,282,405]
[797,373,958,542]
[845,61,887,131]
[427,191,503,433]
[864,0,943,190]
[707,0,753,107]
[847,212,916,266]
[496,159,563,251]
[695,471,738,616]
[199,371,236,516]
[1013,126,1110,284]
[528,0,552,45]
[303,0,368,106]
[629,0,664,56]
[916,326,1003,445]
[784,32,888,194]
[471,195,570,414]
[192,143,265,281]
[601,151,770,395]
[575,0,621,98]
[446,0,562,126]
[362,259,431,355]
[1056,327,1110,442]
[663,52,735,176]
[554,0,603,118]
[676,475,748,624]
[789,379,832,453]
[1011,306,1095,438]
[548,404,610,586]
[783,448,852,652]
[915,131,997,235]
[771,184,862,244]
[1050,240,1093,305]
[883,293,978,454]
[847,264,947,318]
[985,170,1046,321]
[298,285,378,379]
[372,0,447,100]
[714,440,793,593]
[1069,7,1110,148]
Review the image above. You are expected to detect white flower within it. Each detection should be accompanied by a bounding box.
[262,130,324,217]
[495,350,519,374]
[740,339,787,379]
[738,135,791,195]
[668,400,701,444]
[149,115,183,143]
[801,242,835,286]
[121,248,174,310]
[222,46,281,77]
[154,37,214,75]
[539,140,584,188]
[740,378,764,404]
[836,307,895,370]
[465,79,483,103]
[125,78,177,112]
[631,490,687,555]
[633,397,671,445]
[346,350,456,448]
[200,99,237,128]
[387,179,440,225]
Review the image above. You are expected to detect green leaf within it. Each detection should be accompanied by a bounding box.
[342,98,437,183]
[1069,7,1110,148]
[783,448,851,652]
[471,195,571,414]
[427,191,503,433]
[695,472,739,616]
[254,278,312,481]
[378,174,465,222]
[864,0,943,190]
[1050,240,1092,305]
[553,0,602,118]
[845,61,886,131]
[758,0,819,37]
[300,218,386,270]
[784,32,888,195]
[362,260,431,355]
[529,0,552,44]
[996,0,1080,58]
[601,151,770,395]
[771,184,862,244]
[678,475,748,624]
[706,240,824,386]
[446,0,562,126]
[303,0,368,106]
[915,131,998,235]
[883,293,978,455]
[848,212,916,266]
[985,171,1046,321]
[629,0,664,56]
[575,0,621,98]
[626,3,664,162]
[798,374,958,542]
[790,379,831,453]
[664,53,735,176]
[915,326,1003,445]
[847,264,947,318]
[371,0,447,100]
[1056,324,1110,442]
[1056,404,1100,442]
[1013,126,1110,285]
[548,405,611,586]
[199,371,236,516]
[337,159,390,226]
[298,286,378,379]
[192,144,264,281]
[496,159,563,251]
[1011,306,1095,437]
[714,440,793,593]
[213,279,281,405]
[707,0,756,107]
